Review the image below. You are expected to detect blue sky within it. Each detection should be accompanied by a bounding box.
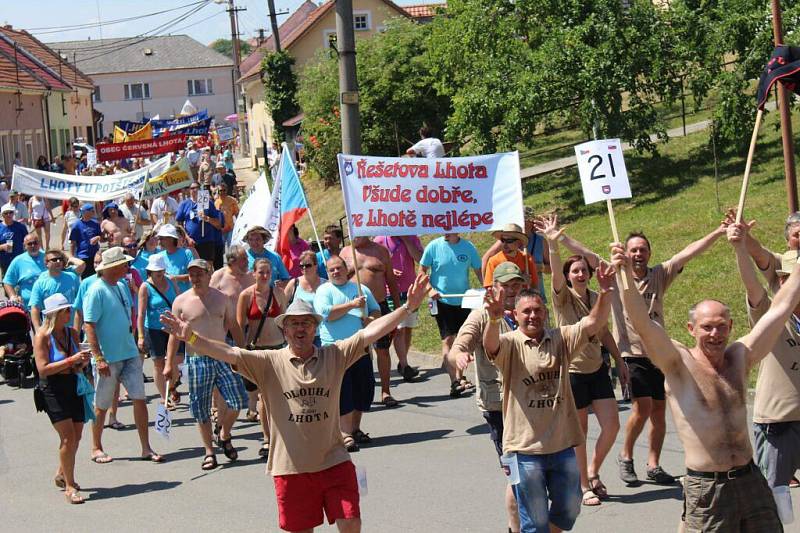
[2,0,433,46]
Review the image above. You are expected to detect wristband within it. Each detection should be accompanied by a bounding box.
[401,303,416,314]
[188,331,199,345]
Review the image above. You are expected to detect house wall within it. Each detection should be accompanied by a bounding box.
[0,91,46,173]
[46,91,72,159]
[244,77,274,169]
[91,66,235,131]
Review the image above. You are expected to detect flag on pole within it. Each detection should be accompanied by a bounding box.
[756,45,800,110]
[231,171,272,247]
[268,145,310,273]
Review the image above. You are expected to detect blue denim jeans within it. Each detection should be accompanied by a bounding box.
[512,447,581,532]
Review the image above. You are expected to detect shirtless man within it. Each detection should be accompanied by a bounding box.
[340,237,402,406]
[611,227,791,532]
[100,202,132,245]
[164,258,249,470]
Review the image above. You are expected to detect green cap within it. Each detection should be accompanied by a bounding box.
[493,261,524,283]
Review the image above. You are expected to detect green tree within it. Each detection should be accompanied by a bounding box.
[262,51,300,140]
[209,38,252,59]
[298,19,451,185]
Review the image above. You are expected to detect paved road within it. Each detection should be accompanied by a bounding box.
[2,349,797,532]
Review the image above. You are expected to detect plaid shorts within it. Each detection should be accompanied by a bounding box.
[187,355,248,423]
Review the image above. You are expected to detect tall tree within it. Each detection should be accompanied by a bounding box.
[262,51,300,140]
[209,38,252,59]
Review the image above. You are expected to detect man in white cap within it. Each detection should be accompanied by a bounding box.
[84,246,163,464]
[165,258,247,470]
[160,273,430,533]
[0,203,27,276]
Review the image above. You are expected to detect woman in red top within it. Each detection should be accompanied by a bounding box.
[236,258,286,460]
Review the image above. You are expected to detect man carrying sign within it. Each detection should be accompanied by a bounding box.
[160,274,429,533]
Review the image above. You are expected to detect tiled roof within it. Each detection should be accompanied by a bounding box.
[239,0,319,82]
[46,35,233,75]
[0,26,93,89]
[0,37,71,91]
[404,3,446,18]
[0,51,47,92]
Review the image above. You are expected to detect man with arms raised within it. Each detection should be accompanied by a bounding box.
[340,237,402,406]
[160,274,429,533]
[482,264,615,533]
[165,258,249,470]
[611,227,788,532]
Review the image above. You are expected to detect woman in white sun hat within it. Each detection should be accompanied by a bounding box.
[33,293,93,505]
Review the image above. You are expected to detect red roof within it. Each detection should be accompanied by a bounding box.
[404,3,446,18]
[0,51,47,91]
[0,38,71,91]
[0,26,93,89]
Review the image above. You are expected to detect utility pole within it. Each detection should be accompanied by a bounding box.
[771,0,798,213]
[219,0,248,155]
[336,0,361,155]
[267,0,282,52]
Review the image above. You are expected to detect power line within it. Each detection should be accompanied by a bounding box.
[168,9,227,35]
[29,0,210,35]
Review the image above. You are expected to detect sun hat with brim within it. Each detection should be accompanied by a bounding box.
[157,224,179,240]
[493,261,525,283]
[491,223,528,247]
[776,249,800,275]
[275,299,323,330]
[96,246,133,271]
[42,293,73,316]
[1,204,14,214]
[188,258,210,271]
[245,225,271,239]
[145,254,167,272]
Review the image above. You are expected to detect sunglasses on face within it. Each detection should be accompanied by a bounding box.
[501,238,519,244]
[124,244,137,249]
[26,241,39,246]
[47,257,63,263]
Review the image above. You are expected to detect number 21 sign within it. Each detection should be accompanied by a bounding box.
[574,139,632,205]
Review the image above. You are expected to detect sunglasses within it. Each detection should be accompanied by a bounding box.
[124,244,137,249]
[299,263,315,269]
[47,257,64,263]
[501,238,519,244]
[26,241,39,246]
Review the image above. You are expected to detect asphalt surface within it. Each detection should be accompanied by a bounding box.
[2,349,798,532]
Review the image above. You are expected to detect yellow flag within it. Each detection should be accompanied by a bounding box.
[127,122,153,141]
[113,126,128,143]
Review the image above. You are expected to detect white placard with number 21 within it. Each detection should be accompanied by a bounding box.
[574,139,632,205]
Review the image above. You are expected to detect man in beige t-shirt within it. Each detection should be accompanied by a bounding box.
[160,273,428,533]
[482,263,614,533]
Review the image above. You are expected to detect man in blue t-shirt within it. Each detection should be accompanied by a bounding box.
[29,249,84,330]
[70,204,105,279]
[3,232,46,309]
[176,182,224,269]
[244,226,290,284]
[0,204,27,275]
[420,233,482,396]
[84,247,162,464]
[314,255,379,452]
[316,224,343,280]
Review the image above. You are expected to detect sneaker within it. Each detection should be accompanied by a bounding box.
[618,457,638,485]
[397,363,419,382]
[646,465,676,485]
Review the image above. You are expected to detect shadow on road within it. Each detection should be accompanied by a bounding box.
[84,480,182,500]
[465,423,490,436]
[607,484,683,504]
[366,429,452,448]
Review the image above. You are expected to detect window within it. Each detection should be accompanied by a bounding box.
[92,86,101,102]
[188,79,214,96]
[354,13,370,31]
[124,82,150,100]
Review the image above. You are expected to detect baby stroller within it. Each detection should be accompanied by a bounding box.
[0,301,34,387]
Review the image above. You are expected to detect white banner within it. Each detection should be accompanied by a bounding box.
[574,139,632,204]
[140,158,192,200]
[337,152,524,237]
[12,156,171,202]
[231,171,272,247]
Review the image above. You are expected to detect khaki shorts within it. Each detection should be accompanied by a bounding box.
[682,463,783,532]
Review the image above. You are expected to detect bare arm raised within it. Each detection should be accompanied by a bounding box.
[728,222,767,308]
[668,223,726,271]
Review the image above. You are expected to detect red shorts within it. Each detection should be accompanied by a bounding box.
[273,460,360,531]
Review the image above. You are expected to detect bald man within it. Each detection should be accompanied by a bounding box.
[610,223,796,532]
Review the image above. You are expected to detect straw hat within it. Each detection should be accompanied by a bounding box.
[776,250,800,276]
[275,299,322,330]
[96,247,133,271]
[491,223,528,247]
[42,293,72,315]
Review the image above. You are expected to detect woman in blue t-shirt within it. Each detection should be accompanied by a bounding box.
[130,230,159,281]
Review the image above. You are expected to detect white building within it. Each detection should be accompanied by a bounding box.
[48,35,234,138]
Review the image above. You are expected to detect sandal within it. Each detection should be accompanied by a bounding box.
[258,442,270,460]
[342,433,359,452]
[588,475,609,500]
[105,420,125,430]
[582,489,601,506]
[381,395,399,408]
[170,388,180,405]
[54,475,80,491]
[140,451,165,463]
[201,454,218,471]
[245,409,259,423]
[449,380,466,398]
[218,437,238,461]
[65,489,85,505]
[459,376,475,390]
[353,429,372,444]
[91,451,113,464]
[790,476,800,489]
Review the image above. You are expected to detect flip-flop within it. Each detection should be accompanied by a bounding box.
[105,421,125,430]
[65,489,85,505]
[140,452,165,463]
[91,452,113,464]
[54,475,80,491]
[381,395,399,408]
